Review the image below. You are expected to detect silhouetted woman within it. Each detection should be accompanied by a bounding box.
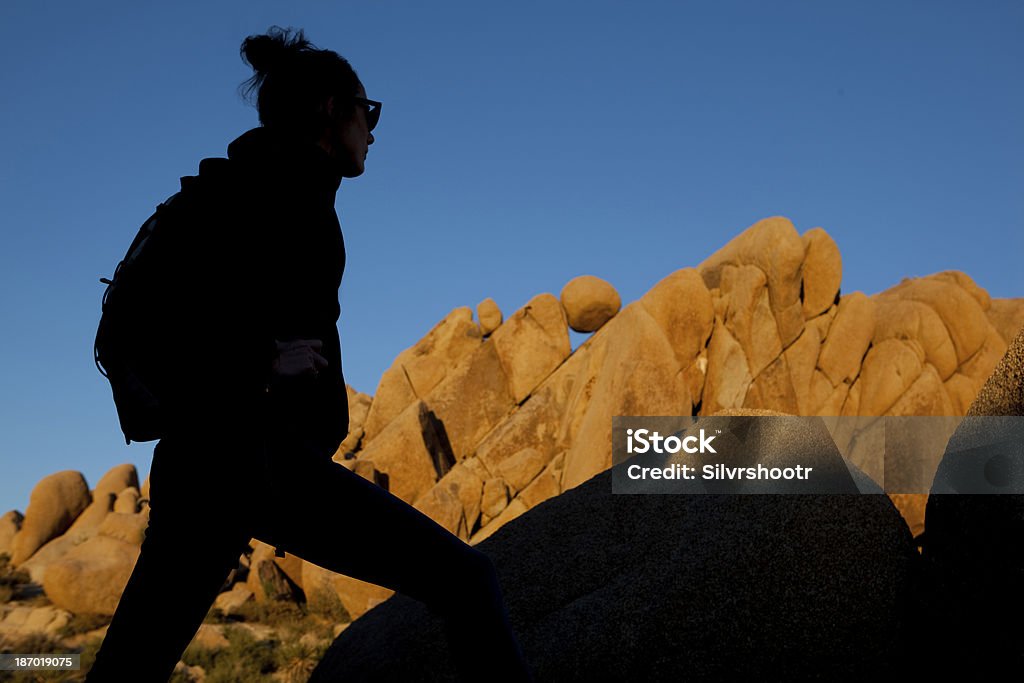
[87,27,532,682]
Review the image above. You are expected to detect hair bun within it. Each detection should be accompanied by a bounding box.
[241,26,308,75]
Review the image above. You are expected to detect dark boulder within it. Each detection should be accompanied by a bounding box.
[311,425,919,682]
[923,328,1024,674]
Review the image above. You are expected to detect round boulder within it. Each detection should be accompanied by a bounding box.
[42,535,140,615]
[560,275,621,333]
[477,298,503,336]
[94,464,139,501]
[11,471,91,566]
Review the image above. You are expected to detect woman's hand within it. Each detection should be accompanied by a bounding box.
[271,338,329,381]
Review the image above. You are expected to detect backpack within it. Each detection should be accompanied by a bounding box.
[94,186,193,445]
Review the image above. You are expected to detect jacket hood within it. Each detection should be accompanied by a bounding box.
[223,126,343,195]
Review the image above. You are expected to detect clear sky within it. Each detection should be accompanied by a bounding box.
[1,1,1021,516]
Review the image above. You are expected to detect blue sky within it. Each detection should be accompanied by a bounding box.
[0,1,1021,516]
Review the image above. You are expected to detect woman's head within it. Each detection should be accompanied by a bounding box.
[239,26,377,177]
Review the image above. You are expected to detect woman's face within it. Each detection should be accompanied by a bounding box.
[321,85,376,178]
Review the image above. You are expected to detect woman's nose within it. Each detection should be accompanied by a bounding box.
[368,132,375,145]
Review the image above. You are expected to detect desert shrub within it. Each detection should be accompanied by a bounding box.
[271,636,331,683]
[0,631,65,655]
[180,624,277,683]
[56,613,110,638]
[5,634,104,682]
[231,598,309,627]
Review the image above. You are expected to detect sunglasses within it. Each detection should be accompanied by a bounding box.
[352,96,382,132]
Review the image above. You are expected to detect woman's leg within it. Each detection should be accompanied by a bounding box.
[86,436,252,682]
[251,440,532,682]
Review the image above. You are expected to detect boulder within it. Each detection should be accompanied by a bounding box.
[414,482,469,540]
[873,298,957,381]
[97,512,148,546]
[858,339,924,416]
[561,303,691,490]
[172,661,206,682]
[17,493,118,583]
[311,463,918,681]
[496,448,546,494]
[303,561,394,622]
[964,328,1024,418]
[246,540,302,602]
[11,470,91,566]
[113,487,140,514]
[363,308,482,442]
[699,216,806,347]
[878,275,989,366]
[254,556,296,602]
[471,348,587,479]
[516,453,563,509]
[782,323,821,414]
[480,478,509,520]
[337,458,385,487]
[413,461,486,540]
[744,354,799,415]
[359,401,453,504]
[94,464,139,501]
[477,298,503,336]
[214,583,254,616]
[717,263,783,378]
[702,318,753,415]
[559,275,621,333]
[42,534,140,615]
[470,498,528,545]
[639,268,715,392]
[0,605,72,638]
[817,292,875,387]
[922,327,1024,674]
[425,343,516,461]
[334,385,373,457]
[20,534,85,584]
[986,298,1024,345]
[956,326,1009,391]
[68,493,116,538]
[490,293,571,404]
[190,623,230,651]
[800,227,842,318]
[0,510,23,557]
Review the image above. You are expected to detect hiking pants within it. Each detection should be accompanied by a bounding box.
[85,424,532,682]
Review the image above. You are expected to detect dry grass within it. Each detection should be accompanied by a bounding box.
[181,599,338,682]
[0,633,102,683]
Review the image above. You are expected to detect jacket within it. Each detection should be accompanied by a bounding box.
[153,126,349,458]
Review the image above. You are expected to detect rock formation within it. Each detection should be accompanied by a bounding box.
[325,217,1016,549]
[2,216,1021,677]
